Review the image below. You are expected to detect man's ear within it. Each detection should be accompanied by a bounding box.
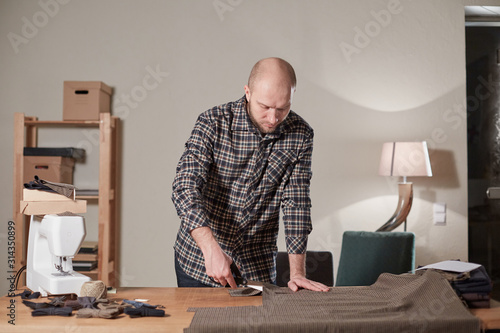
[289,87,295,104]
[244,85,251,101]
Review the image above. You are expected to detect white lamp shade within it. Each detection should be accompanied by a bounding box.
[379,141,432,177]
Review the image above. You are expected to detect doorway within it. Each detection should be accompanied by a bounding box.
[466,24,500,299]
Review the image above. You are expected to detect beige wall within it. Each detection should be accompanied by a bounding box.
[0,0,474,291]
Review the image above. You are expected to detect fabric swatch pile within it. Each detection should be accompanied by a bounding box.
[12,290,166,319]
[450,265,493,308]
[417,264,493,308]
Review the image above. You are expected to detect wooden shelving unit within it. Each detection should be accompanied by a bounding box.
[12,112,120,287]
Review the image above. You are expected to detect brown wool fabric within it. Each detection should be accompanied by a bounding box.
[77,296,97,309]
[76,308,121,319]
[25,176,76,198]
[97,302,129,314]
[185,270,481,333]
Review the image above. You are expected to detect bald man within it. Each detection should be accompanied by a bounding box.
[172,58,328,292]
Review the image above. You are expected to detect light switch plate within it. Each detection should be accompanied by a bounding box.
[433,203,446,225]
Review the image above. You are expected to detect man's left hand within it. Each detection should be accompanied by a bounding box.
[288,276,330,292]
[287,253,330,292]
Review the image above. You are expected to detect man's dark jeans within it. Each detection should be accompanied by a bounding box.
[174,254,211,287]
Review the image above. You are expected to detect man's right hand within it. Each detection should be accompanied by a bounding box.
[190,226,238,288]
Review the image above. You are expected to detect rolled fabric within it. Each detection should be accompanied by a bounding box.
[32,306,73,317]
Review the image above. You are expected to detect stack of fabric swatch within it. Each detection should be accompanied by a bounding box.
[450,265,492,308]
[12,290,166,319]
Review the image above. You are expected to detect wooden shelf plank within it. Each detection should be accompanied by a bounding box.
[24,119,100,127]
[76,195,99,200]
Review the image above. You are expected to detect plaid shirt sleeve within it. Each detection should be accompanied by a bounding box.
[172,113,214,233]
[281,132,313,254]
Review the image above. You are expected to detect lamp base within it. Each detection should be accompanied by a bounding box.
[376,183,413,232]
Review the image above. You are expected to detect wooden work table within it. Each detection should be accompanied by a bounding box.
[0,287,262,332]
[1,287,499,332]
[470,303,500,332]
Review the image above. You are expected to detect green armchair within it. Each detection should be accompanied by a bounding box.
[335,231,415,287]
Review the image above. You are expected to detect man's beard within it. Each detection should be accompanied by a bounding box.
[246,100,277,134]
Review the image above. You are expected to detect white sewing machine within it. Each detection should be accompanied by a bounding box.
[27,214,90,296]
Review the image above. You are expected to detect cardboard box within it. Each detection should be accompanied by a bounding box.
[24,156,75,184]
[23,188,73,202]
[20,200,87,215]
[63,81,112,121]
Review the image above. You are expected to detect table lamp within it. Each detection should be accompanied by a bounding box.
[376,141,432,231]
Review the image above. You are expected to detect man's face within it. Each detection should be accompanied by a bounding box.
[244,80,293,134]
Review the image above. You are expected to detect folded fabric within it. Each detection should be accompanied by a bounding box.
[422,269,470,282]
[24,175,76,198]
[461,293,490,302]
[467,300,490,309]
[24,177,57,193]
[98,301,129,314]
[32,307,73,317]
[454,281,491,293]
[48,296,66,307]
[23,296,69,310]
[64,299,82,310]
[78,296,97,309]
[22,300,51,310]
[122,299,161,309]
[124,307,165,318]
[451,266,492,294]
[76,308,121,319]
[14,289,41,299]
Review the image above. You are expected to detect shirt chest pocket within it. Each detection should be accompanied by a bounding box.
[265,150,297,185]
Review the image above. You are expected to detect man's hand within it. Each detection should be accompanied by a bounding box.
[288,276,330,292]
[288,253,330,292]
[190,227,238,288]
[204,242,237,288]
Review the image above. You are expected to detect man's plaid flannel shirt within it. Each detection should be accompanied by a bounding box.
[172,96,313,286]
